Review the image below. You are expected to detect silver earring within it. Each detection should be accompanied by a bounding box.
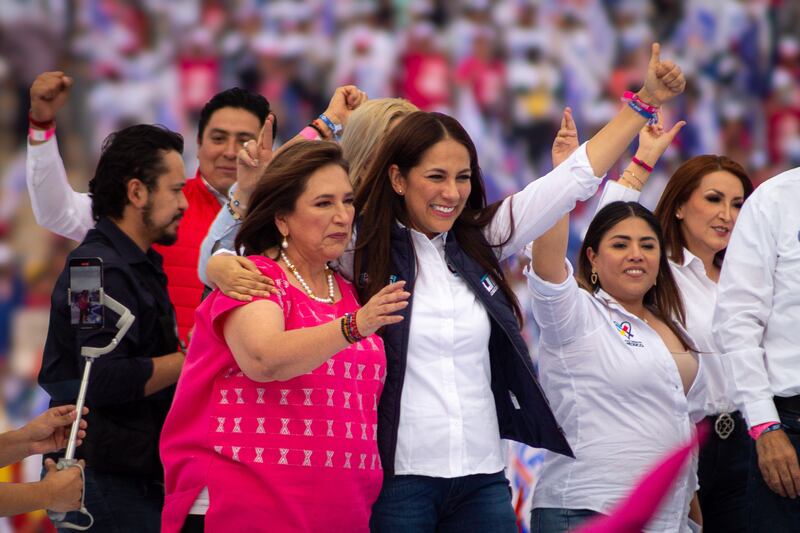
[281,236,288,249]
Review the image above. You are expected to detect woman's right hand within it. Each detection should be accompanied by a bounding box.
[355,281,410,337]
[635,111,686,167]
[208,254,277,301]
[236,113,276,202]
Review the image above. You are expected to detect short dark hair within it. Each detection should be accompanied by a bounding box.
[89,124,184,220]
[197,88,274,142]
[235,141,349,257]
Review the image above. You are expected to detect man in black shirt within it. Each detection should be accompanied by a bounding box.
[39,124,188,532]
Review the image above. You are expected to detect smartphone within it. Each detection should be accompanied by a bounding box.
[69,257,104,329]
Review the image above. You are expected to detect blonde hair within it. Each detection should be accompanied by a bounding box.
[340,98,418,191]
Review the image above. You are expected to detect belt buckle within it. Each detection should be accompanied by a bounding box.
[714,412,735,439]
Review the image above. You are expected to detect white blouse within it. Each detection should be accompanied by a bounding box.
[526,260,697,533]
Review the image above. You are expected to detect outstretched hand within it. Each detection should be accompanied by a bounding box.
[635,111,686,167]
[639,43,686,107]
[551,107,580,168]
[30,71,73,124]
[24,405,88,455]
[323,85,368,127]
[236,113,276,200]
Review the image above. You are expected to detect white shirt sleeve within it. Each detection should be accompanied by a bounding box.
[712,190,779,427]
[486,142,604,261]
[198,204,241,287]
[595,179,641,213]
[26,136,94,242]
[525,259,593,347]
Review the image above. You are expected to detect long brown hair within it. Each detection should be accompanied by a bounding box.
[577,201,694,350]
[235,141,348,257]
[353,111,522,324]
[654,155,753,267]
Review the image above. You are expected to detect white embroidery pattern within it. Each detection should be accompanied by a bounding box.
[304,419,314,436]
[373,424,378,440]
[219,389,229,404]
[343,392,351,409]
[374,364,381,380]
[303,388,313,406]
[256,388,265,404]
[280,418,290,435]
[361,423,368,440]
[357,364,365,380]
[256,417,265,434]
[327,389,335,407]
[325,451,334,468]
[254,447,264,463]
[344,362,352,378]
[280,389,290,405]
[216,417,226,433]
[371,454,377,470]
[214,446,223,454]
[303,450,313,467]
[345,422,353,439]
[359,453,367,469]
[358,393,363,410]
[327,359,335,376]
[327,420,334,437]
[234,388,244,404]
[232,447,241,462]
[344,452,352,469]
[279,448,289,465]
[232,417,242,433]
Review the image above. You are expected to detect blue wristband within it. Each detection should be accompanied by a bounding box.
[759,422,785,439]
[318,113,342,140]
[626,99,657,124]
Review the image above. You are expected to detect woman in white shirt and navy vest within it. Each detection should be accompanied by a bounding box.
[527,201,702,532]
[596,116,754,532]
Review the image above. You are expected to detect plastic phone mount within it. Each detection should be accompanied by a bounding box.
[47,289,135,530]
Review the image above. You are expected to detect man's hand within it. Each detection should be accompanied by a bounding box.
[236,113,276,202]
[42,459,84,512]
[30,71,73,124]
[22,405,88,456]
[756,428,800,498]
[322,85,368,127]
[209,254,277,301]
[551,107,579,168]
[638,43,686,108]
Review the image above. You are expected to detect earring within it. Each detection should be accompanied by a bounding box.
[676,213,683,220]
[590,270,598,286]
[281,235,288,249]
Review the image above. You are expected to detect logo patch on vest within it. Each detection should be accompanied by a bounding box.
[614,320,644,348]
[481,274,498,296]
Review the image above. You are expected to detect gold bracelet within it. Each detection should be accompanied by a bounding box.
[621,168,645,191]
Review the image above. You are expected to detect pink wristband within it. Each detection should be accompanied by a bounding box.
[298,126,321,141]
[749,421,781,440]
[28,126,55,142]
[631,156,654,173]
[621,90,659,113]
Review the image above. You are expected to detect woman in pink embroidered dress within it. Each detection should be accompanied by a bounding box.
[160,141,409,533]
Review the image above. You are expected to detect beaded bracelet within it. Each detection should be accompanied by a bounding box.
[340,315,356,343]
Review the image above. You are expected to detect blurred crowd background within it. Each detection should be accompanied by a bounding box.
[1,0,799,530]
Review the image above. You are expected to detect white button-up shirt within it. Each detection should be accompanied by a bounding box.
[526,260,696,533]
[713,168,800,428]
[597,180,726,419]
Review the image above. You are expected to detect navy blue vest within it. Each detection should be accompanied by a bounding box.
[361,224,573,477]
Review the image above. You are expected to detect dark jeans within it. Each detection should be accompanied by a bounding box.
[370,471,517,533]
[747,406,800,533]
[51,467,163,532]
[697,411,750,533]
[530,508,602,533]
[181,514,205,533]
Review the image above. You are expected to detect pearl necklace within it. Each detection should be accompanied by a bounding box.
[279,250,335,303]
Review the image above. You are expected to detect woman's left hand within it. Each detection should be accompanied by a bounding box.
[237,113,276,202]
[551,107,580,168]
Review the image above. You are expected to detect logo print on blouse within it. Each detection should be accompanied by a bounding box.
[614,321,644,348]
[480,274,498,295]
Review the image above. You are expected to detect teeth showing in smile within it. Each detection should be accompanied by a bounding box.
[624,269,645,275]
[712,226,729,234]
[431,205,455,214]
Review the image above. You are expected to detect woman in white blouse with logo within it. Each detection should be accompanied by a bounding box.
[527,198,701,532]
[596,116,753,533]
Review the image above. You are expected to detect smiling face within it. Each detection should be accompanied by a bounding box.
[275,164,355,267]
[389,138,472,238]
[675,170,745,258]
[197,107,261,194]
[587,216,661,306]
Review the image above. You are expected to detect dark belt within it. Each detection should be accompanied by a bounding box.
[774,395,800,414]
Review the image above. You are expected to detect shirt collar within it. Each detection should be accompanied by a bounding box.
[196,168,228,206]
[94,217,163,268]
[677,247,701,269]
[592,288,646,323]
[394,219,449,243]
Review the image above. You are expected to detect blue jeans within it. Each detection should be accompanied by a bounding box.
[530,508,602,533]
[370,471,517,532]
[697,412,750,533]
[747,407,800,533]
[51,467,163,532]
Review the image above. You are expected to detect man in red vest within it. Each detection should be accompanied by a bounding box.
[27,72,272,344]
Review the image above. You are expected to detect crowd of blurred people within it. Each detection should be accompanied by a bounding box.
[1,0,800,529]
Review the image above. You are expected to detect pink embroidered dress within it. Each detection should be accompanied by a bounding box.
[160,256,386,532]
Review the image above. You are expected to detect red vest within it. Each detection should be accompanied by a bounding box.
[153,172,221,343]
